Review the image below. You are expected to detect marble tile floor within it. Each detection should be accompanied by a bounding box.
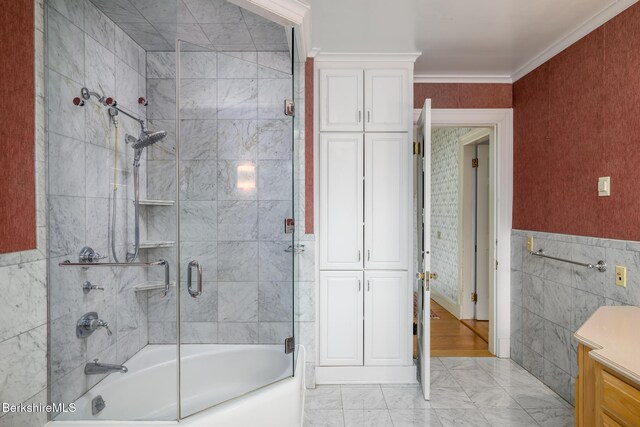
[304,357,573,427]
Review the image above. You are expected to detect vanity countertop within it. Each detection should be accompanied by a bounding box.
[574,306,640,386]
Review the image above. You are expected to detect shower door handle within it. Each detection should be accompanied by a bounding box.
[187,260,202,298]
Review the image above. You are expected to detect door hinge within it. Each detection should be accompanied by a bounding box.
[284,99,295,117]
[471,292,478,303]
[284,336,295,354]
[284,218,295,234]
[413,142,421,155]
[472,158,479,168]
[496,260,499,270]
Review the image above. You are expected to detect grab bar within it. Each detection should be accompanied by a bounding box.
[530,249,607,272]
[58,259,172,295]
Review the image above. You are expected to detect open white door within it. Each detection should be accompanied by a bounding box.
[416,100,431,400]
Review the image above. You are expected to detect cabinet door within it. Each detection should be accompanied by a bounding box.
[319,271,364,366]
[364,271,409,366]
[364,133,407,269]
[320,69,363,132]
[320,133,364,270]
[364,69,408,132]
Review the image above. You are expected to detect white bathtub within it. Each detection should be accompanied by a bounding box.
[49,344,305,427]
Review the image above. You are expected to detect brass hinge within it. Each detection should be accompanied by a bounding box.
[471,292,478,303]
[472,158,479,168]
[413,142,421,155]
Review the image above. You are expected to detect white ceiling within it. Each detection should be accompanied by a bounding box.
[307,0,638,81]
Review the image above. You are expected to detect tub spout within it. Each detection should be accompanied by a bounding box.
[85,359,128,375]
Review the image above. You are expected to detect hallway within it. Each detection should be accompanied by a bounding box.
[430,300,492,357]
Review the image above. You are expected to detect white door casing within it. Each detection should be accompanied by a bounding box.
[475,144,490,320]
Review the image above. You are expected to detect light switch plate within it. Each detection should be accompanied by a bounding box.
[527,236,534,252]
[615,265,627,287]
[598,176,611,197]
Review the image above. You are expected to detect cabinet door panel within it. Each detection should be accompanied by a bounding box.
[320,133,364,270]
[320,271,364,366]
[364,133,408,269]
[364,271,409,366]
[364,69,407,132]
[320,69,363,132]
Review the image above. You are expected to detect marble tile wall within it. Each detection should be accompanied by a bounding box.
[144,49,316,352]
[511,229,639,405]
[0,1,47,426]
[45,0,151,410]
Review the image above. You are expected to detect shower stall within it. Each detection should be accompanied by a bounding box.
[45,0,305,423]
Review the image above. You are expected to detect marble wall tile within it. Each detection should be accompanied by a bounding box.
[0,260,46,342]
[48,133,85,197]
[258,201,292,241]
[147,79,176,120]
[148,289,177,322]
[217,78,257,119]
[201,22,252,46]
[47,8,85,83]
[0,325,47,405]
[180,78,217,119]
[181,51,217,78]
[572,243,606,295]
[218,322,258,344]
[217,201,258,241]
[258,160,292,200]
[295,281,315,322]
[180,119,217,160]
[91,0,146,25]
[511,270,522,307]
[542,281,572,329]
[543,360,571,403]
[85,143,112,198]
[0,388,48,427]
[50,313,86,382]
[114,24,143,70]
[258,322,291,344]
[147,51,176,78]
[257,52,291,78]
[85,33,116,97]
[217,241,257,281]
[147,119,177,160]
[182,0,243,24]
[259,281,293,321]
[259,241,293,281]
[85,198,110,254]
[85,0,115,51]
[147,160,176,199]
[116,59,140,111]
[258,119,292,160]
[180,240,218,281]
[258,78,291,119]
[117,22,172,51]
[541,240,573,286]
[180,281,217,322]
[181,322,217,343]
[521,346,544,379]
[180,160,217,200]
[181,201,217,241]
[510,303,522,339]
[218,119,257,160]
[218,52,257,78]
[49,0,84,27]
[49,196,86,258]
[148,321,176,344]
[543,321,572,374]
[217,160,258,201]
[522,274,543,316]
[218,282,258,322]
[48,71,86,141]
[522,309,544,355]
[129,0,177,23]
[247,21,287,45]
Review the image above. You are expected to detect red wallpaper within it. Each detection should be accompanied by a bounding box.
[0,2,36,253]
[513,3,640,240]
[414,83,512,109]
[304,58,314,234]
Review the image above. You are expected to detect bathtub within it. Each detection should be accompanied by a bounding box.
[49,344,305,427]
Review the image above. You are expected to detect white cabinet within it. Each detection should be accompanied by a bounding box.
[319,271,364,366]
[319,133,364,270]
[364,271,409,366]
[319,68,407,132]
[319,69,363,132]
[364,69,408,132]
[364,133,408,270]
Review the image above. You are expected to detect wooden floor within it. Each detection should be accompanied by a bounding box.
[460,318,489,343]
[430,300,493,357]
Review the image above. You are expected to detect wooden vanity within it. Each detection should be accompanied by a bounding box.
[574,307,640,427]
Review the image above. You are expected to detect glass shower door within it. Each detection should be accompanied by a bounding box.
[176,24,296,417]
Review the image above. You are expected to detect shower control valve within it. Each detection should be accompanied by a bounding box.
[77,312,113,338]
[82,281,104,294]
[138,97,148,106]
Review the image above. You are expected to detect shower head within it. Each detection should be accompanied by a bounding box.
[132,130,167,150]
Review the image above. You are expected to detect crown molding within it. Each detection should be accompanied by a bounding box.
[512,0,639,82]
[314,52,422,63]
[414,75,513,84]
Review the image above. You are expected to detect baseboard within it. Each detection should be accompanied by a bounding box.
[316,365,418,385]
[430,288,461,319]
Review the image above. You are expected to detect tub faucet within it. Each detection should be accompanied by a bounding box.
[85,359,128,375]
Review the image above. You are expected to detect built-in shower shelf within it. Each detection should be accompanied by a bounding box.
[139,241,175,249]
[139,199,175,206]
[133,281,176,292]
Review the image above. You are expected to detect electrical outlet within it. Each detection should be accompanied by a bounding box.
[527,236,534,252]
[615,265,627,288]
